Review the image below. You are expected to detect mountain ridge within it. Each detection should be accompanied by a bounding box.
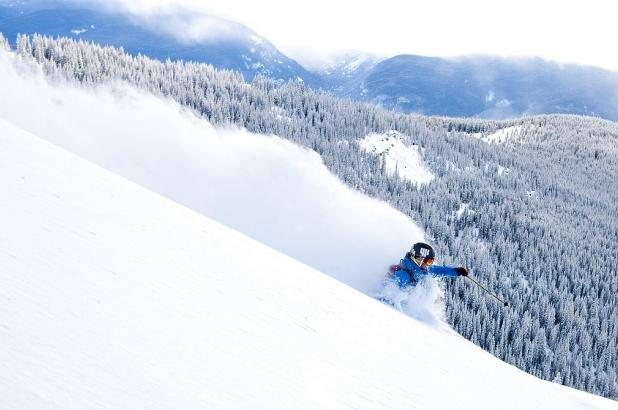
[3,2,618,121]
[0,4,322,86]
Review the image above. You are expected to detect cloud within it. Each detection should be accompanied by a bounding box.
[72,0,618,71]
[63,0,252,43]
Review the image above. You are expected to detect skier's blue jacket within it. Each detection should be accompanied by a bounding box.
[390,256,459,288]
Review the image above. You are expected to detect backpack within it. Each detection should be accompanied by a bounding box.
[388,264,401,275]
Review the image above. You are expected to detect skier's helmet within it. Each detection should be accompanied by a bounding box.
[410,242,435,269]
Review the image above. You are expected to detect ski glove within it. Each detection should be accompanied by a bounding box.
[456,267,469,276]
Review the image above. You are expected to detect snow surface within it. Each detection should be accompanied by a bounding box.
[359,131,434,185]
[456,203,470,218]
[472,125,523,144]
[340,54,369,74]
[0,51,424,294]
[497,165,510,176]
[1,118,616,410]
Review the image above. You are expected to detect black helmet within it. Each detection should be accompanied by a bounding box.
[409,242,435,269]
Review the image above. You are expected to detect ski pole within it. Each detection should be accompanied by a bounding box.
[465,275,509,307]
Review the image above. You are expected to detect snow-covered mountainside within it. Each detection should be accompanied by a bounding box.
[302,51,381,94]
[351,54,618,120]
[11,36,618,398]
[2,117,617,409]
[472,125,525,144]
[359,131,434,185]
[4,2,618,121]
[0,2,321,86]
[0,50,421,294]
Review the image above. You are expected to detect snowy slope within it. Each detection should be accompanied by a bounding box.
[0,50,423,294]
[472,125,524,144]
[360,131,434,185]
[1,119,616,409]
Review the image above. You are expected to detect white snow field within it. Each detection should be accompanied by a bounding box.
[359,131,434,185]
[472,125,524,144]
[0,51,423,294]
[1,119,617,410]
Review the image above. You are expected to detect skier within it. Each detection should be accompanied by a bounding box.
[387,242,468,289]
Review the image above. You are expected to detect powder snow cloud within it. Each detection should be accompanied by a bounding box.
[0,49,425,293]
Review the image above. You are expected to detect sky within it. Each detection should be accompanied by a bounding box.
[90,0,618,71]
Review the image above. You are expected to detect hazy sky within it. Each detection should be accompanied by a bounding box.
[97,0,616,70]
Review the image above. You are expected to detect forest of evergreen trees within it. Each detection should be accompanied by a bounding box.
[3,33,617,399]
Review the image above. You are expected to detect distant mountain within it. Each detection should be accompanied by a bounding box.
[287,51,618,121]
[350,54,618,120]
[0,3,322,86]
[3,1,618,121]
[305,51,381,93]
